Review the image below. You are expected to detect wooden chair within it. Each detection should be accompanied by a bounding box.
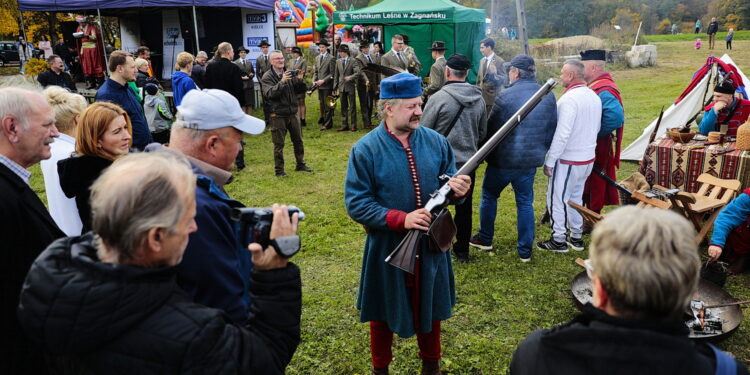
[662,174,742,245]
[631,189,672,209]
[567,201,604,227]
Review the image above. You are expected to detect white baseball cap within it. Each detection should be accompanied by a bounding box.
[177,89,265,135]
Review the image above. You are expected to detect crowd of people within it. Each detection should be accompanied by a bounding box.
[2,30,749,375]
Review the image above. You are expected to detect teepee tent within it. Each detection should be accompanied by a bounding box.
[621,54,749,161]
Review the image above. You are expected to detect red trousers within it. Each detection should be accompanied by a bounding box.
[584,135,620,212]
[370,320,441,368]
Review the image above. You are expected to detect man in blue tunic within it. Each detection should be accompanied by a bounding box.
[345,73,471,375]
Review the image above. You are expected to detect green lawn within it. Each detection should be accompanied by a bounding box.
[27,40,750,373]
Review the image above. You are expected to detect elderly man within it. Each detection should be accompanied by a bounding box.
[146,88,265,322]
[537,60,601,253]
[580,50,625,219]
[477,37,506,114]
[263,50,312,177]
[423,41,448,100]
[511,206,749,374]
[95,50,153,149]
[699,79,750,137]
[0,87,63,374]
[313,39,336,130]
[421,54,487,262]
[355,41,378,129]
[192,50,208,88]
[18,152,302,374]
[37,55,76,91]
[334,44,360,131]
[470,55,557,262]
[345,73,471,375]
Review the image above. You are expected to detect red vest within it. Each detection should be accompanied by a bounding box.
[704,99,750,136]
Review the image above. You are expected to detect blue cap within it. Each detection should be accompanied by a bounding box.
[380,73,422,99]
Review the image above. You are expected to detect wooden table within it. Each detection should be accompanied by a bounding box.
[639,135,750,193]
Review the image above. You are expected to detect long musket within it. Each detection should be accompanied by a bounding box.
[385,78,558,273]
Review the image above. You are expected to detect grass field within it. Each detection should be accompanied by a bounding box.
[26,40,750,373]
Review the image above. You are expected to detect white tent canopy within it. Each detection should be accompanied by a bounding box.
[621,54,749,161]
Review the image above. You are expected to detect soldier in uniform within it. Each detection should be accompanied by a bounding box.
[477,37,505,114]
[288,46,307,127]
[334,44,360,131]
[255,40,273,121]
[423,41,447,100]
[313,39,336,130]
[355,41,377,129]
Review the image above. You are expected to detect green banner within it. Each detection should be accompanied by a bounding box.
[334,10,453,24]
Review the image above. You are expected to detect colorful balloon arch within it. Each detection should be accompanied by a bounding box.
[274,0,345,48]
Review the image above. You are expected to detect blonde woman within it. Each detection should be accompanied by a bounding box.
[40,86,88,236]
[58,102,132,233]
[135,57,151,87]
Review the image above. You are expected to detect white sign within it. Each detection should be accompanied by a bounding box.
[241,10,274,81]
[162,9,185,79]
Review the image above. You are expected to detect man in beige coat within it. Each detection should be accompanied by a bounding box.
[477,37,505,114]
[334,44,360,131]
[380,34,409,77]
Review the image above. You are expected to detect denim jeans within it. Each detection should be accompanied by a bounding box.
[477,166,536,258]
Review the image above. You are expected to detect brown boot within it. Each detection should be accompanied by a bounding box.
[372,366,389,375]
[421,359,442,375]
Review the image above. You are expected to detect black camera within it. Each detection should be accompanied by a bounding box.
[287,69,298,76]
[231,206,305,258]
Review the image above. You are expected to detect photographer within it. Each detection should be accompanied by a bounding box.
[18,152,301,375]
[145,88,266,323]
[261,50,312,177]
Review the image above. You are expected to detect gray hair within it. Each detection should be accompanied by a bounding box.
[196,51,208,59]
[590,206,700,320]
[376,98,403,119]
[91,152,196,264]
[269,50,284,59]
[0,87,39,131]
[563,59,585,80]
[510,66,535,79]
[446,66,467,80]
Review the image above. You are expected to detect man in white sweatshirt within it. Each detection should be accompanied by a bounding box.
[538,60,601,253]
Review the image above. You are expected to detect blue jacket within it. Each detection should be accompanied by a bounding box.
[171,71,197,107]
[709,190,750,248]
[144,143,253,323]
[486,78,557,169]
[597,90,624,137]
[95,78,152,150]
[177,165,253,323]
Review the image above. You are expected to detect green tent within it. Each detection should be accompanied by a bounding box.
[333,0,486,82]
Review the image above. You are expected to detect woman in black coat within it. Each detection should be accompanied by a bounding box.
[58,102,132,233]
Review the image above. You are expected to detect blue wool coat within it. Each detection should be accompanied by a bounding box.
[345,123,457,338]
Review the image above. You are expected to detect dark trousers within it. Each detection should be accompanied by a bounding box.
[340,89,357,128]
[270,115,305,174]
[356,81,375,127]
[453,171,476,256]
[318,88,333,128]
[727,40,733,50]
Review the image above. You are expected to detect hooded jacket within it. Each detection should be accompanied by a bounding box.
[486,77,557,169]
[171,70,197,107]
[57,154,112,234]
[17,234,301,375]
[420,81,487,167]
